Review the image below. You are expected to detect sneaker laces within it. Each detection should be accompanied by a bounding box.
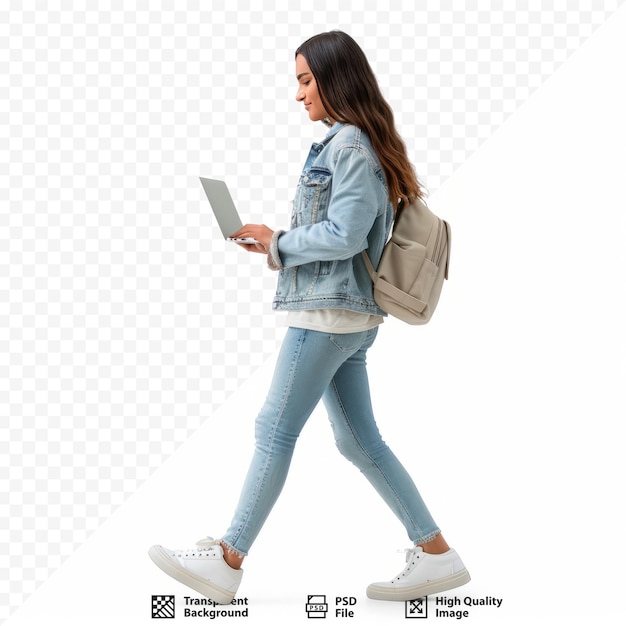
[174,537,220,558]
[394,546,424,580]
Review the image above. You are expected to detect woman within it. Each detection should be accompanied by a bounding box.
[149,30,470,605]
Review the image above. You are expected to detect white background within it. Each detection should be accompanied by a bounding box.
[2,2,625,624]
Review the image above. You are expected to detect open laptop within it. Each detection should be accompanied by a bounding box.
[199,177,258,244]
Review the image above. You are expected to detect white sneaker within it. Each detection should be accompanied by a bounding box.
[148,537,243,605]
[366,546,470,601]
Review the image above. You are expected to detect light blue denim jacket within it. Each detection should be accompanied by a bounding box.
[270,122,394,315]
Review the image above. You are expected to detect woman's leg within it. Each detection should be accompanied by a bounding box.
[322,327,440,545]
[221,327,372,558]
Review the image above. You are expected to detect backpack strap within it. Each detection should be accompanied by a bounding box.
[361,250,377,281]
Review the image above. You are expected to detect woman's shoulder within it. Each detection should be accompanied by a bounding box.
[327,123,376,158]
[327,124,380,172]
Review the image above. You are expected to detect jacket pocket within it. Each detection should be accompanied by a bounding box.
[293,167,332,226]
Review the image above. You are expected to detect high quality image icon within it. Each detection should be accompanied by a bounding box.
[405,597,428,619]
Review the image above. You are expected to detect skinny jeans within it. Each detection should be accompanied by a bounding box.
[221,326,439,556]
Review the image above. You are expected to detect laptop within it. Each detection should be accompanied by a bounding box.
[199,177,258,244]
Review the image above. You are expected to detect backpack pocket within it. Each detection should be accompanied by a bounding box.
[377,242,437,314]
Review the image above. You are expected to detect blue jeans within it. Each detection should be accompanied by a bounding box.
[221,327,440,556]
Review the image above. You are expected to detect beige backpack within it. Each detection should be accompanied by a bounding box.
[362,197,451,325]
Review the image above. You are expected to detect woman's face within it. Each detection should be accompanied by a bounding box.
[295,54,330,123]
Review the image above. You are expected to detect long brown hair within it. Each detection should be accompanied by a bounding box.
[296,31,425,207]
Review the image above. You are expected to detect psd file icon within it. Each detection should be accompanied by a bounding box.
[305,595,329,618]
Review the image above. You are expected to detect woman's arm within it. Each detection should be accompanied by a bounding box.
[275,148,382,269]
[234,148,383,268]
[232,147,384,270]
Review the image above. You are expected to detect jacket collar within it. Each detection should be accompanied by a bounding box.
[324,121,345,140]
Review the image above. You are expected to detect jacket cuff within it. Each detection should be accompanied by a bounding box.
[267,229,285,271]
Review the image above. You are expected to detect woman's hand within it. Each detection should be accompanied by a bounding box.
[230,224,274,254]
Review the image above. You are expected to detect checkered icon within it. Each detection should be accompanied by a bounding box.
[152,595,175,619]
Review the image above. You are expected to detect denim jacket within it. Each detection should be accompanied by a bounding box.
[270,122,394,315]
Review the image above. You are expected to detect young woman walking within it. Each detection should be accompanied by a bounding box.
[149,30,470,605]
